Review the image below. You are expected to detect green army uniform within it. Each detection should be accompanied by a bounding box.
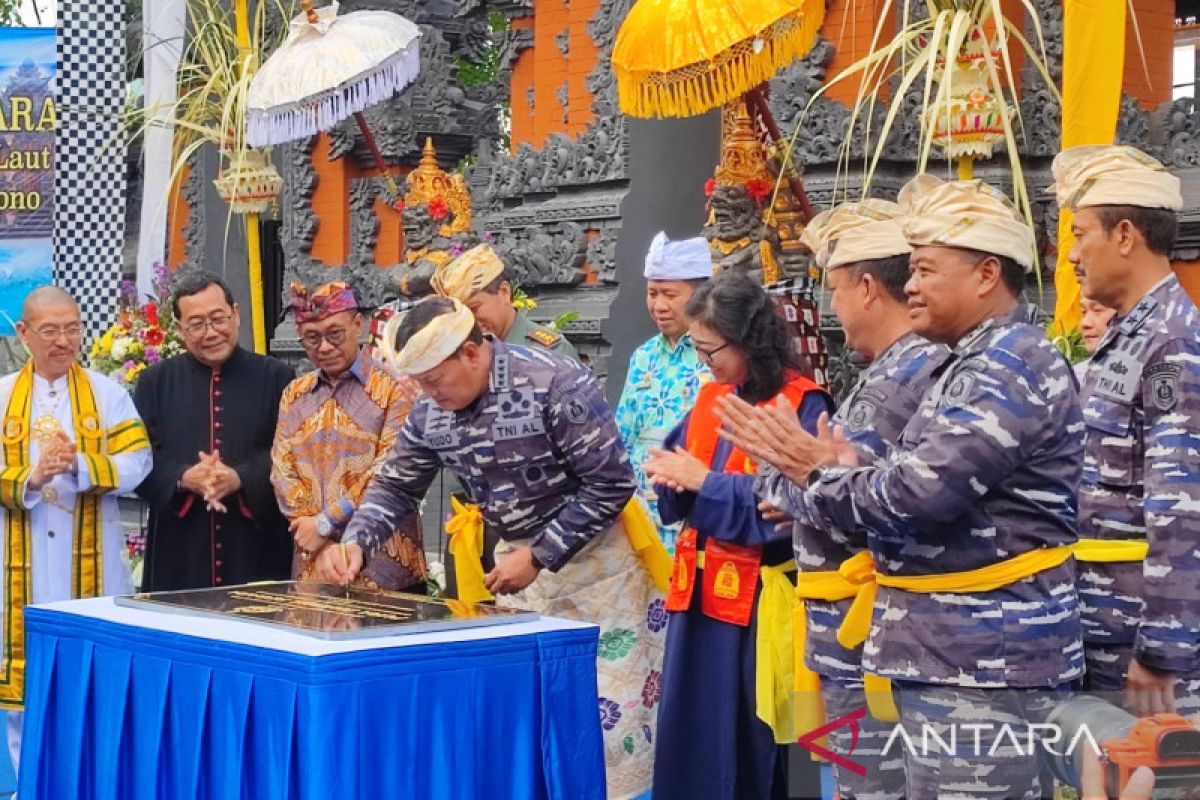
[505,309,578,361]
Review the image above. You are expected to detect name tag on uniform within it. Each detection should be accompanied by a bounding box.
[1093,350,1141,404]
[492,417,546,441]
[426,429,460,449]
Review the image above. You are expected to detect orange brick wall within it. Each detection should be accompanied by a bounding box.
[1174,260,1200,306]
[509,0,601,150]
[823,0,895,108]
[1125,0,1174,110]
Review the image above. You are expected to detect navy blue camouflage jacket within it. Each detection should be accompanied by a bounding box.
[778,306,1085,687]
[343,340,637,571]
[1079,273,1200,674]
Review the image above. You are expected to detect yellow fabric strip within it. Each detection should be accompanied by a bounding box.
[105,420,149,455]
[1071,538,1148,562]
[0,467,30,511]
[1050,0,1127,336]
[619,498,672,594]
[755,560,798,744]
[0,362,32,708]
[837,546,1074,651]
[67,364,103,600]
[446,497,493,605]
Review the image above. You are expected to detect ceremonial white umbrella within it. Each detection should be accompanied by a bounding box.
[247,0,421,191]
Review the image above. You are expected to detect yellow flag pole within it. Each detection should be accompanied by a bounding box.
[1051,0,1126,337]
[235,0,267,354]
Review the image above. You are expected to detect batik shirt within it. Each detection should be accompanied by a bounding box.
[1078,273,1200,674]
[779,306,1085,688]
[614,332,710,552]
[344,340,637,572]
[758,332,950,680]
[271,353,426,590]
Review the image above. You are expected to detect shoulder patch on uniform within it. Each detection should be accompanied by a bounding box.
[562,391,590,424]
[527,327,562,347]
[1147,362,1182,412]
[942,369,978,407]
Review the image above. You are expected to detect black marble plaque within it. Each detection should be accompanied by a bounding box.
[114,581,538,640]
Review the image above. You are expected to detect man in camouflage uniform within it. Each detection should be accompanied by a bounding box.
[1052,145,1200,716]
[431,243,578,360]
[319,297,663,798]
[757,200,948,800]
[722,176,1084,798]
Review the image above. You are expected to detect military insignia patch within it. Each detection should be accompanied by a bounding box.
[527,328,562,347]
[846,400,876,431]
[942,370,977,407]
[1147,363,1181,412]
[563,393,590,424]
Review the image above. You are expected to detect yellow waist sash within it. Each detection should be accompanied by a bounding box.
[690,549,799,744]
[446,497,673,607]
[1071,538,1148,562]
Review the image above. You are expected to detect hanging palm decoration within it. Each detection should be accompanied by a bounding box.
[803,0,1059,239]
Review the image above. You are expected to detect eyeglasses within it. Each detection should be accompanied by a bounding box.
[300,328,349,349]
[695,342,730,361]
[181,314,234,337]
[31,325,83,341]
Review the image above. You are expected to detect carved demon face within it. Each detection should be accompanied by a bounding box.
[710,185,759,240]
[402,204,438,250]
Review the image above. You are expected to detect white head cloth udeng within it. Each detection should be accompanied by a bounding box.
[388,299,476,375]
[899,174,1036,273]
[800,199,911,270]
[643,232,714,280]
[1049,145,1182,212]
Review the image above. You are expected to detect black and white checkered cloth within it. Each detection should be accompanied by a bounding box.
[55,1,127,339]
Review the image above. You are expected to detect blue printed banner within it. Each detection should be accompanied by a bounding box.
[0,27,54,335]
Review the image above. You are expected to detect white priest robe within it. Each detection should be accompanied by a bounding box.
[0,362,151,764]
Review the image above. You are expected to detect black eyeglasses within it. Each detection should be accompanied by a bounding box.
[695,342,730,361]
[300,328,349,349]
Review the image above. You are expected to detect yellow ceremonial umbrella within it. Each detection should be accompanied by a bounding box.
[612,0,825,221]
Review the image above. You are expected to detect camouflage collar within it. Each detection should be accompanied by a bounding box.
[1115,272,1177,336]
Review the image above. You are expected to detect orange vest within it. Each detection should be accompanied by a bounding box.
[665,373,822,625]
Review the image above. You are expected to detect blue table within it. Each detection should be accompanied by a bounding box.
[18,597,605,800]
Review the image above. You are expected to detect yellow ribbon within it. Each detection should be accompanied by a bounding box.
[446,497,493,605]
[619,497,672,594]
[1071,537,1148,562]
[755,560,799,744]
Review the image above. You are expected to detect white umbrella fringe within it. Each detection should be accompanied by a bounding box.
[246,43,420,148]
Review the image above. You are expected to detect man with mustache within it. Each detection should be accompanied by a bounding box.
[1052,145,1200,717]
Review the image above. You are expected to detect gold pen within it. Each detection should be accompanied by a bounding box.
[340,542,350,598]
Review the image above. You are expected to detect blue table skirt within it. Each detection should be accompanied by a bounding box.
[19,606,606,800]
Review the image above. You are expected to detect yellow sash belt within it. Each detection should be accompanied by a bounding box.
[1071,537,1148,562]
[446,496,673,606]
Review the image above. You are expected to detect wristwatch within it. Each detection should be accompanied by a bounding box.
[315,514,334,538]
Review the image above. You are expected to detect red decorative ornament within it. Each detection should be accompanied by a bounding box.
[703,178,716,198]
[427,196,449,221]
[145,302,158,326]
[393,198,406,212]
[744,178,772,204]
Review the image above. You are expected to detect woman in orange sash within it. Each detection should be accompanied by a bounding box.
[644,273,832,800]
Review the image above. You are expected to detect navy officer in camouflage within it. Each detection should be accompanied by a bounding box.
[1052,145,1200,717]
[720,175,1084,799]
[756,199,948,800]
[431,243,578,359]
[317,296,663,798]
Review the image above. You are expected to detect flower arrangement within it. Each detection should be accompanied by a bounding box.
[90,263,185,388]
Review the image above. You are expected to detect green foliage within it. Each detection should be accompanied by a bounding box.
[1050,328,1090,365]
[0,0,25,26]
[454,12,509,89]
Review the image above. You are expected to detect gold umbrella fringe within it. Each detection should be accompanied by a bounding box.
[615,8,824,119]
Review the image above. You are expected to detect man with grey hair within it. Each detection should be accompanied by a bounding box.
[0,286,151,763]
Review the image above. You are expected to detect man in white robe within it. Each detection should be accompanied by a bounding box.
[0,286,152,768]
